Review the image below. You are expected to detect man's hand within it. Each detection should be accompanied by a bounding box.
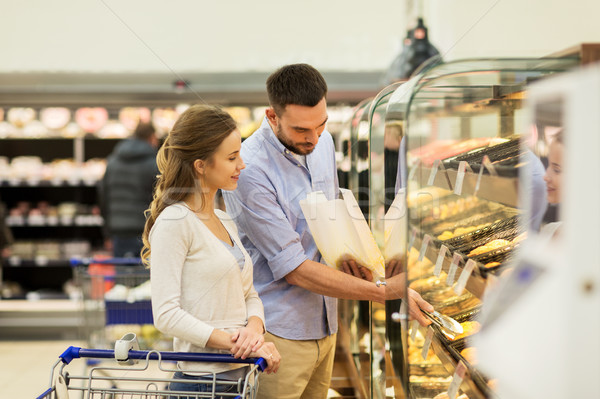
[407,288,434,327]
[340,258,373,281]
[385,258,404,279]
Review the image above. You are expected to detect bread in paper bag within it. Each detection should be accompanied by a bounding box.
[299,188,385,279]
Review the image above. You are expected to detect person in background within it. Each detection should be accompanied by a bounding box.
[222,64,431,399]
[541,130,563,238]
[141,105,280,398]
[0,197,13,258]
[99,121,159,258]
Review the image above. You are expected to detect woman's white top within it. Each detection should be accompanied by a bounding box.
[150,203,265,375]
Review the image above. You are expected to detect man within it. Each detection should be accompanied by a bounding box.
[99,121,159,258]
[223,64,430,398]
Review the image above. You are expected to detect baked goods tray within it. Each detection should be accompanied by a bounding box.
[431,309,498,399]
[444,341,499,398]
[410,193,474,222]
[443,137,522,177]
[433,214,520,249]
[425,215,522,277]
[417,202,505,234]
[428,327,488,399]
[428,207,518,237]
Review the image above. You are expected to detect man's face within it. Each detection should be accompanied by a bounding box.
[267,98,328,155]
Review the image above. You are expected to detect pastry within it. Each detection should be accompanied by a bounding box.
[484,261,501,268]
[451,321,481,340]
[460,346,478,364]
[468,239,511,256]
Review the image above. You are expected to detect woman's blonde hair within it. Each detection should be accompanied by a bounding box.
[141,104,237,266]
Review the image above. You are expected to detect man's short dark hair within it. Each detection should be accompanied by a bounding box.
[133,122,156,140]
[266,63,328,116]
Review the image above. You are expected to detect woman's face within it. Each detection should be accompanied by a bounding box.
[543,140,563,204]
[202,129,245,192]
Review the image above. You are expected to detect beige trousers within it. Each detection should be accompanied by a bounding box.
[257,332,337,399]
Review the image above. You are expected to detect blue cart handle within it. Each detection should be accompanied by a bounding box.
[59,346,267,371]
[70,257,143,267]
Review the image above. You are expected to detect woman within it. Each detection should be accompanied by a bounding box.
[541,131,563,238]
[141,104,280,397]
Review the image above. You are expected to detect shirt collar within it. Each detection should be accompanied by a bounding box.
[261,117,288,155]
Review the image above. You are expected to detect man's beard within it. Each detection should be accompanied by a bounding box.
[276,124,316,155]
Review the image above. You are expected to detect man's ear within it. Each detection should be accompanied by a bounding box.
[265,108,278,126]
[193,159,205,175]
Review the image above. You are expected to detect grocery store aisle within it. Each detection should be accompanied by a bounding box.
[0,340,84,399]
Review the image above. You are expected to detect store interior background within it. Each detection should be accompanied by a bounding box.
[1,0,600,398]
[3,0,600,74]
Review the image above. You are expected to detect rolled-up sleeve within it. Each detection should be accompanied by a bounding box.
[225,169,308,281]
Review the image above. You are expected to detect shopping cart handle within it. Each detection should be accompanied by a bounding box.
[59,346,267,371]
[70,257,143,266]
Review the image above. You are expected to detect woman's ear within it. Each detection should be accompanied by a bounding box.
[193,159,205,176]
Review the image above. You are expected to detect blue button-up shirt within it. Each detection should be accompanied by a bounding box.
[222,117,339,340]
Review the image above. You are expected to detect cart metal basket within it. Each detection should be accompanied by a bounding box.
[72,257,169,351]
[36,346,266,399]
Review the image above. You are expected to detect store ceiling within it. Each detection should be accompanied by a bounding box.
[0,71,385,107]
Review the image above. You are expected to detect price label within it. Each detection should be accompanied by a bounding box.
[410,320,420,342]
[434,245,448,276]
[408,228,417,250]
[482,155,498,176]
[446,253,462,286]
[418,234,432,262]
[407,158,421,182]
[421,327,434,361]
[447,361,468,399]
[454,161,473,195]
[427,160,440,186]
[474,161,485,194]
[454,259,476,295]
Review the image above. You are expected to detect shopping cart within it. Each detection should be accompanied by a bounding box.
[71,257,168,351]
[36,346,267,399]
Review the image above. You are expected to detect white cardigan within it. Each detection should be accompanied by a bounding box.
[150,203,265,374]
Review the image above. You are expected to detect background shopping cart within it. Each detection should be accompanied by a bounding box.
[71,257,170,351]
[36,346,267,399]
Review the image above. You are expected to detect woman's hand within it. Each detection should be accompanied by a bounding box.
[230,326,265,359]
[251,342,281,374]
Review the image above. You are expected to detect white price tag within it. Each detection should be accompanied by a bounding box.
[408,228,417,250]
[434,245,448,276]
[447,361,467,399]
[417,234,432,262]
[410,320,420,342]
[474,161,485,194]
[453,161,473,195]
[446,253,462,286]
[482,155,498,176]
[421,327,434,361]
[427,160,440,186]
[454,259,477,295]
[408,158,421,182]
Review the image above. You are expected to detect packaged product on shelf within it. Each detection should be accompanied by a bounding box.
[40,107,71,131]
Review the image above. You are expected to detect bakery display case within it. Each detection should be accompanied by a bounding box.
[379,56,580,398]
